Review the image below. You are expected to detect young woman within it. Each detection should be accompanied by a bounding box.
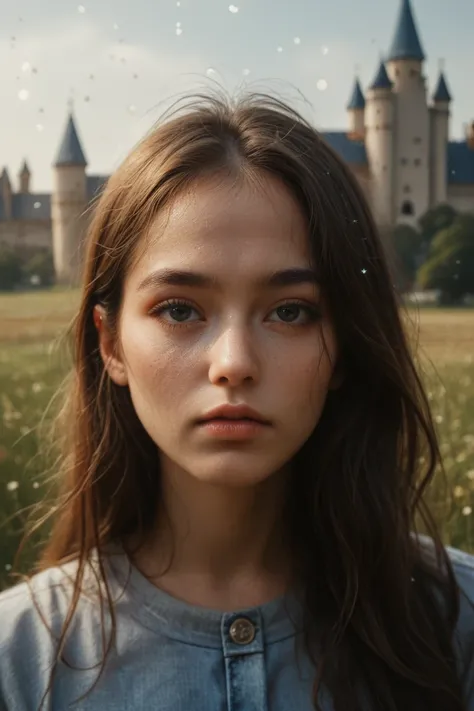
[0,93,473,711]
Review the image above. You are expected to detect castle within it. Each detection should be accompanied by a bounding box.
[335,0,474,228]
[0,0,473,285]
[0,117,107,284]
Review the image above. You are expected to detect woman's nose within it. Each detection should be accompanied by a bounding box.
[207,326,260,387]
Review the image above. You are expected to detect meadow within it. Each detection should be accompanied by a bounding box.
[1,289,473,591]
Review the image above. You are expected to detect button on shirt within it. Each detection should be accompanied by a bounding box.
[0,538,474,711]
[229,616,256,644]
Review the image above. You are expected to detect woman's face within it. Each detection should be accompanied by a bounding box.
[98,173,341,488]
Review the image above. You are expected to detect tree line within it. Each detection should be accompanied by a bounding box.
[0,248,55,291]
[390,204,474,305]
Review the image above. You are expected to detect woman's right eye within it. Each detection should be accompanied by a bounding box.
[151,300,201,324]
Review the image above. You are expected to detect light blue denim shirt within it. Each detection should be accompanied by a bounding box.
[1,537,474,711]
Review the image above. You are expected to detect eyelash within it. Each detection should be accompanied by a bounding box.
[149,298,322,329]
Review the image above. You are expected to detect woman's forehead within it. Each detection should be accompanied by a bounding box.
[151,173,308,241]
[127,175,313,285]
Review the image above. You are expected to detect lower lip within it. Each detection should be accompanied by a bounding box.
[198,418,269,440]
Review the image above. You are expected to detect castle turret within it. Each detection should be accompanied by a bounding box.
[386,0,424,64]
[430,71,451,205]
[19,160,31,194]
[385,0,430,225]
[1,168,13,220]
[51,113,88,285]
[347,78,365,141]
[365,61,395,227]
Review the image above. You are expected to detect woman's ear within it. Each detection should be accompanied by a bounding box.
[93,305,129,387]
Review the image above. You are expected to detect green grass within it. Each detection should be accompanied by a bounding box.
[1,290,473,591]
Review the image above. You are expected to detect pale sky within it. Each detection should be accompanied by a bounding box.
[1,0,472,191]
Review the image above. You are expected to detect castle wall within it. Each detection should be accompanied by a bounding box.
[364,89,395,227]
[0,222,19,249]
[447,185,474,214]
[0,221,51,252]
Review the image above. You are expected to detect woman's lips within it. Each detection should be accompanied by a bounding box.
[196,417,270,440]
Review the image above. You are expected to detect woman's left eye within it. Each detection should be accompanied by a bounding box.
[268,303,319,325]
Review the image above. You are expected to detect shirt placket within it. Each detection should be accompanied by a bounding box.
[221,611,268,711]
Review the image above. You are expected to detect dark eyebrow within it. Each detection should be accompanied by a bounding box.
[137,267,319,293]
[137,269,218,292]
[266,268,318,288]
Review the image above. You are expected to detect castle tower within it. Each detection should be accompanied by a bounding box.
[1,168,13,220]
[385,0,430,225]
[51,113,88,285]
[19,160,31,194]
[365,61,395,226]
[347,78,365,141]
[430,71,451,206]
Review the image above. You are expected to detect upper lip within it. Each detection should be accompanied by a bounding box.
[198,404,271,424]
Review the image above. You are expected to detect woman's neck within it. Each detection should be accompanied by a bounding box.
[126,461,294,609]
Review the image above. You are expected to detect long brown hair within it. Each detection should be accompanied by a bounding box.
[15,92,470,710]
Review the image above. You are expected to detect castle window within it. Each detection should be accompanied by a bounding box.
[401,158,408,165]
[401,201,415,216]
[410,69,418,77]
[413,137,422,144]
[414,158,421,166]
[403,185,411,194]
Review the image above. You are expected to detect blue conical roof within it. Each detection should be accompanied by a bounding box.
[54,114,87,167]
[433,72,452,103]
[369,61,392,91]
[347,79,365,110]
[387,0,425,62]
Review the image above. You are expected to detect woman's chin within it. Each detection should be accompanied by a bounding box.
[184,457,280,488]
